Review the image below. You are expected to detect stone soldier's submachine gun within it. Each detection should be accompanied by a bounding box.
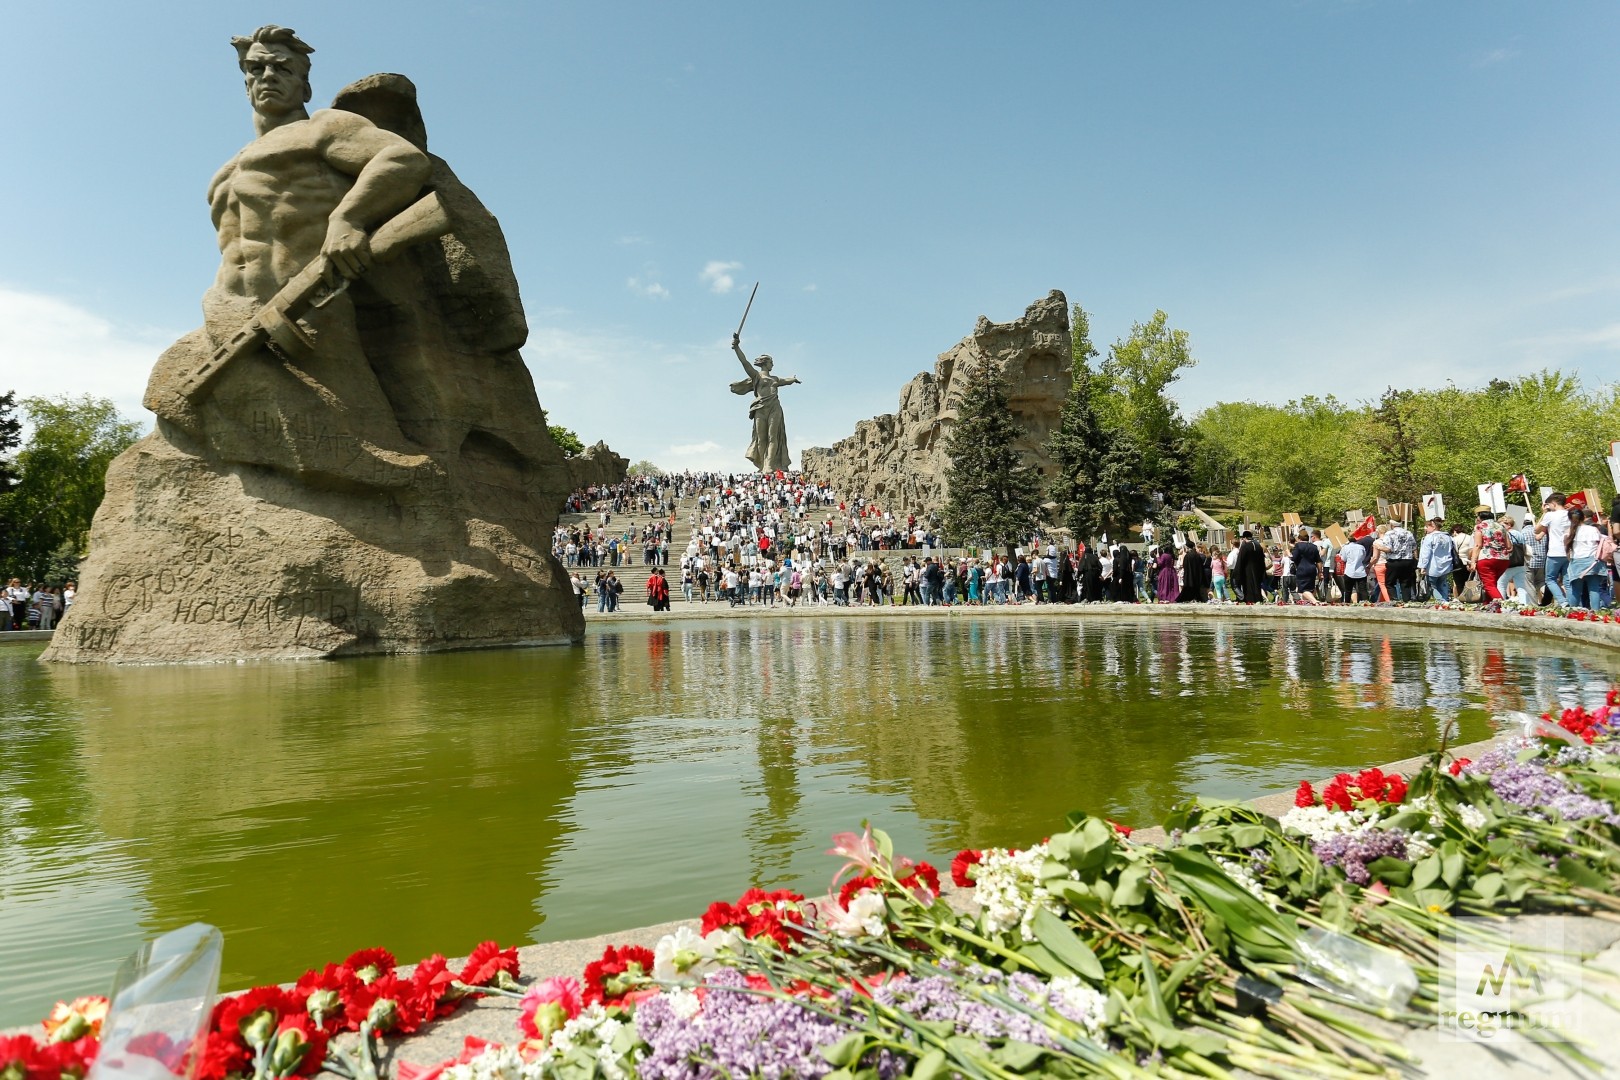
[176,192,453,401]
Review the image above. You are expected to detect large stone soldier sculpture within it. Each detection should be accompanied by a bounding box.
[44,26,623,664]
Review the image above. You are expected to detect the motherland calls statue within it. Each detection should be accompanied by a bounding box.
[730,332,800,474]
[43,25,622,664]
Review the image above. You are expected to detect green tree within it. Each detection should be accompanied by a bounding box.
[1,395,141,579]
[628,460,665,476]
[0,391,20,495]
[1046,304,1142,537]
[943,360,1044,548]
[547,424,584,458]
[1094,311,1197,508]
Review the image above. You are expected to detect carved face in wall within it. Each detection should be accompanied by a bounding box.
[242,42,310,118]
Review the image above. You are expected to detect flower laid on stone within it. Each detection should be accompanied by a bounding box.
[33,685,1620,1080]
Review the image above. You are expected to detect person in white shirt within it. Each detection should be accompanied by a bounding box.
[1566,508,1607,609]
[1537,493,1573,605]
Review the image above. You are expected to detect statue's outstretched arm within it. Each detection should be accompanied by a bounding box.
[732,338,759,382]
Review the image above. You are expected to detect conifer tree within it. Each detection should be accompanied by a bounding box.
[942,358,1043,549]
[1047,305,1144,538]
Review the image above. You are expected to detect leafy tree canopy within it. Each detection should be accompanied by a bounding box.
[1,395,142,581]
[548,424,584,458]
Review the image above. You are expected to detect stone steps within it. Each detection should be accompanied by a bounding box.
[557,491,704,608]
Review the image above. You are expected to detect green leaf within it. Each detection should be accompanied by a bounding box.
[1441,850,1465,889]
[1365,856,1412,887]
[1136,946,1173,1027]
[990,1041,1046,1071]
[1229,824,1268,848]
[1112,863,1149,908]
[1031,907,1106,981]
[1412,854,1442,890]
[1470,872,1504,901]
[911,1048,947,1080]
[1556,856,1608,891]
[820,1033,865,1069]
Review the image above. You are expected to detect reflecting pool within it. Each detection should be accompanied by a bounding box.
[3,616,1616,1025]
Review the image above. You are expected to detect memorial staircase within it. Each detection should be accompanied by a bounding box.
[556,490,707,610]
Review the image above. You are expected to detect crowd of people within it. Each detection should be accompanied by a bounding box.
[3,579,72,631]
[555,471,1618,616]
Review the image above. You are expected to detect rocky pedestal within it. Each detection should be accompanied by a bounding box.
[802,291,1071,516]
[43,68,622,664]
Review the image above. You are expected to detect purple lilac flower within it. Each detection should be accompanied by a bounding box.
[635,968,854,1080]
[1464,750,1620,824]
[1313,828,1411,885]
[873,972,1056,1047]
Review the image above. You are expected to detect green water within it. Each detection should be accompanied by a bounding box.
[2,616,1617,1026]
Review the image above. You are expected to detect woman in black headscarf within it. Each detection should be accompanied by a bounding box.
[1077,545,1101,602]
[1230,531,1267,603]
[1058,548,1079,603]
[1111,544,1135,601]
[1177,542,1211,602]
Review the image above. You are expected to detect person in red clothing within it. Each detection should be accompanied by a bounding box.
[646,567,671,612]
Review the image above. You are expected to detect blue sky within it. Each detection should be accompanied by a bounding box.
[2,2,1616,471]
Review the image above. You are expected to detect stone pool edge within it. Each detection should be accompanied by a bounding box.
[594,600,1620,654]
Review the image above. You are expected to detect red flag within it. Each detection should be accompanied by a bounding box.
[1351,515,1376,540]
[1567,491,1589,509]
[1507,473,1529,493]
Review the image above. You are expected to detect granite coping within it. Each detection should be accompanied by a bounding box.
[587,599,1620,655]
[1,629,54,644]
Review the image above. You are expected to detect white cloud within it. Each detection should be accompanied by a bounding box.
[700,260,743,295]
[615,235,649,246]
[802,283,818,292]
[0,284,173,430]
[669,440,721,456]
[627,276,670,299]
[1472,46,1517,68]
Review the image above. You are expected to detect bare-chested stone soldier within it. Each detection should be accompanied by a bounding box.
[46,25,622,665]
[149,25,436,486]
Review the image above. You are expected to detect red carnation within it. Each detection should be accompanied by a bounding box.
[338,972,425,1035]
[950,849,982,887]
[343,948,396,984]
[213,986,303,1047]
[582,945,656,1007]
[1382,774,1408,804]
[1108,820,1134,838]
[197,1030,252,1080]
[294,963,355,1033]
[1295,781,1317,808]
[458,941,520,988]
[837,874,881,908]
[1320,774,1355,812]
[407,955,461,1019]
[1449,757,1472,776]
[270,1014,329,1077]
[30,1036,99,1080]
[699,901,741,937]
[702,889,807,949]
[898,862,940,902]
